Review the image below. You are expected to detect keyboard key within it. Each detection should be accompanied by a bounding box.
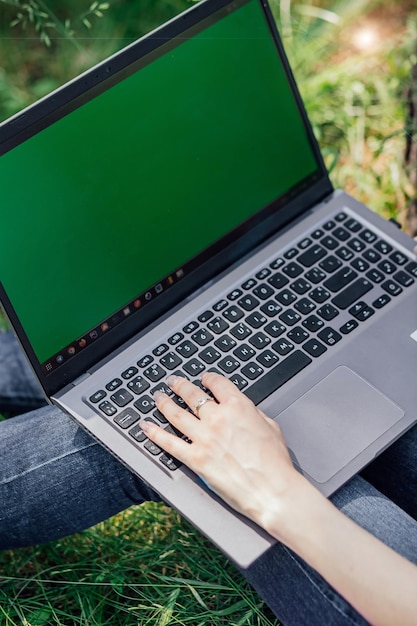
[192,328,214,346]
[99,400,117,416]
[110,389,134,407]
[366,268,384,283]
[137,355,153,368]
[298,237,312,250]
[287,326,309,344]
[389,251,408,265]
[360,229,378,244]
[183,321,199,333]
[197,311,213,323]
[333,227,350,241]
[279,309,301,326]
[230,373,249,391]
[339,319,359,334]
[305,267,326,284]
[336,246,354,262]
[207,317,229,334]
[302,338,327,358]
[405,260,417,278]
[214,334,237,352]
[323,220,335,231]
[282,262,303,278]
[264,321,286,338]
[143,364,166,382]
[351,258,369,272]
[324,267,357,292]
[246,311,267,329]
[321,235,338,250]
[317,303,339,321]
[223,305,244,322]
[249,332,271,350]
[393,271,414,287]
[373,294,391,309]
[272,338,294,356]
[160,453,182,471]
[275,289,297,306]
[309,286,330,304]
[311,228,324,239]
[374,240,392,254]
[381,280,402,297]
[153,344,168,357]
[228,288,243,301]
[114,408,141,429]
[242,278,257,290]
[133,394,155,414]
[270,257,285,270]
[284,247,298,259]
[106,378,122,392]
[260,300,282,316]
[218,356,240,373]
[244,350,311,404]
[233,343,255,361]
[345,218,362,232]
[318,327,342,346]
[144,440,162,456]
[121,366,138,379]
[294,297,315,315]
[302,314,324,332]
[241,362,264,380]
[168,331,184,345]
[183,358,205,376]
[256,267,272,280]
[160,352,182,370]
[363,248,381,263]
[176,340,198,358]
[90,389,106,403]
[331,278,373,309]
[348,238,366,253]
[230,323,252,340]
[256,350,279,368]
[237,295,260,312]
[319,255,342,273]
[290,278,311,295]
[269,270,292,290]
[199,346,221,364]
[128,376,150,394]
[378,260,396,275]
[253,283,275,299]
[213,299,228,312]
[129,424,147,443]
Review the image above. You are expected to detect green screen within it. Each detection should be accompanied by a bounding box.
[0,0,318,364]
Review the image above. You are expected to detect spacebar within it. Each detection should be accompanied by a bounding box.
[244,350,312,405]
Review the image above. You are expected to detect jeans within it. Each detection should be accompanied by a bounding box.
[1,329,416,625]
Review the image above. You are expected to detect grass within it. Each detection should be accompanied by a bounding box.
[0,0,416,624]
[0,503,279,625]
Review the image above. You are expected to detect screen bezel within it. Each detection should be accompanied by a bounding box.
[0,0,333,397]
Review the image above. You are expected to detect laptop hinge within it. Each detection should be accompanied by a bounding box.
[71,371,92,387]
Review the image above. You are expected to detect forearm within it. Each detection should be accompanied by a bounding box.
[262,475,417,626]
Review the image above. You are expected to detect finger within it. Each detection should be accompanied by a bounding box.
[140,419,192,463]
[166,375,218,417]
[154,391,202,440]
[201,370,252,404]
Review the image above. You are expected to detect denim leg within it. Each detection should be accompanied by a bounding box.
[0,330,46,414]
[0,404,160,550]
[242,475,417,626]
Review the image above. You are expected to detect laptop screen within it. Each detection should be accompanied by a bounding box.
[0,0,324,383]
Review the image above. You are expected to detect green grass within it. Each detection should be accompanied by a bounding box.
[0,0,416,624]
[0,503,279,625]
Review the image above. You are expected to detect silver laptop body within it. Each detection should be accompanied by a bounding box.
[1,0,416,568]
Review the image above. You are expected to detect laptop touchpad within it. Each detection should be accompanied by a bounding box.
[274,366,404,484]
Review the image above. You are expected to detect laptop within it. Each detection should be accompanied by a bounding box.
[1,0,416,568]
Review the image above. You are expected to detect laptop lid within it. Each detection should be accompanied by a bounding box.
[0,0,332,398]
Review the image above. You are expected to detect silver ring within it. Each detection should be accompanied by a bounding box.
[194,396,214,417]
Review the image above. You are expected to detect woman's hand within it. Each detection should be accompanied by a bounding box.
[140,371,307,535]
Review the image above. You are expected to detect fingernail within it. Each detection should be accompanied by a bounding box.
[140,419,151,433]
[153,390,166,402]
[167,374,181,387]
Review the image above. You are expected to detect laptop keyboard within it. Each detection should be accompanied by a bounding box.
[86,210,417,471]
